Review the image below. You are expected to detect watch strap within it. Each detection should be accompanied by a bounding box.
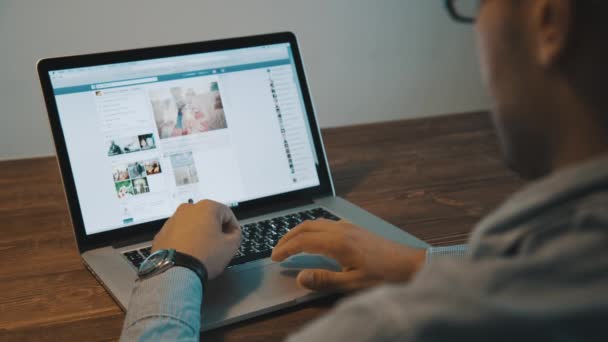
[173,251,208,292]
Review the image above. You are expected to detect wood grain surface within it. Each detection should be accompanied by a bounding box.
[0,112,524,341]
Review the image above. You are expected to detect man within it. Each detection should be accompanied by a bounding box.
[120,0,608,340]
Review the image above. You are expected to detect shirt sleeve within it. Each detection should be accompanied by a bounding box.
[285,245,476,342]
[426,244,468,263]
[120,267,202,342]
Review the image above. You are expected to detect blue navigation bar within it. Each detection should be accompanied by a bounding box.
[53,58,291,95]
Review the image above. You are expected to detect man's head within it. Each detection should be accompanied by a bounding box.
[471,0,608,178]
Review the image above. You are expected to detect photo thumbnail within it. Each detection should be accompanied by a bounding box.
[128,161,146,179]
[138,133,156,150]
[150,79,228,140]
[113,158,160,199]
[107,136,140,156]
[170,151,199,186]
[112,164,130,182]
[132,178,150,195]
[144,159,162,175]
[115,180,134,199]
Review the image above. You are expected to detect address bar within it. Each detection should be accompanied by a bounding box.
[93,77,158,90]
[132,55,230,71]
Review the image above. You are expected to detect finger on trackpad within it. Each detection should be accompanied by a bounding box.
[279,253,340,271]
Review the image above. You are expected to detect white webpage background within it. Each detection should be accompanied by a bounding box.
[221,69,318,199]
[55,65,320,235]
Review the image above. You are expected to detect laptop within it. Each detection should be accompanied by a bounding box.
[37,32,429,331]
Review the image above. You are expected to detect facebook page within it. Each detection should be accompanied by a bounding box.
[50,44,320,235]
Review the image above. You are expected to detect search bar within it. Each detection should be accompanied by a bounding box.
[93,77,158,89]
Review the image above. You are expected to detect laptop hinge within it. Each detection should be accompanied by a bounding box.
[236,197,314,220]
[112,231,157,249]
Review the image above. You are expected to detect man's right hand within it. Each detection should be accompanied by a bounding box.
[152,200,242,280]
[271,219,426,293]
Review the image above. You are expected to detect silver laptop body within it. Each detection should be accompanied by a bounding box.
[37,32,428,331]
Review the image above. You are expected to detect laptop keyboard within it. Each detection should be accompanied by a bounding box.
[122,207,341,269]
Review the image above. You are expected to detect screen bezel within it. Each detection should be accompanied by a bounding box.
[37,32,334,253]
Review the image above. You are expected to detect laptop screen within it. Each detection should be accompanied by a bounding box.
[48,43,321,235]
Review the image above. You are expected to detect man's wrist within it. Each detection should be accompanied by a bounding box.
[388,247,427,282]
[138,249,208,293]
[409,249,428,277]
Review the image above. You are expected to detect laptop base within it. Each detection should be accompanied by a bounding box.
[82,196,428,331]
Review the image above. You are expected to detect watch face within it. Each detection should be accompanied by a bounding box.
[138,249,169,275]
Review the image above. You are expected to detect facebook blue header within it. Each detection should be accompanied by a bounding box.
[49,43,294,96]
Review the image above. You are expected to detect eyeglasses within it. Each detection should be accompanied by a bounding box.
[445,0,480,24]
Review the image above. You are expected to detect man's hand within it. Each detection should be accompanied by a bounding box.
[271,219,426,292]
[152,200,242,279]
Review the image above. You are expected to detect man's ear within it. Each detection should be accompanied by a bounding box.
[530,0,573,68]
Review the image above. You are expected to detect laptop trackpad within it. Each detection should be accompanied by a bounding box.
[255,254,341,301]
[202,255,340,328]
[279,254,341,273]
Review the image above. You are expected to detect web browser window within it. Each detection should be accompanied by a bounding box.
[49,43,321,235]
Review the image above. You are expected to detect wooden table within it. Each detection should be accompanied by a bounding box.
[0,111,524,341]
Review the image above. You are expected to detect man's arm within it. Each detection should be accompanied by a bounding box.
[118,244,469,341]
[286,258,490,342]
[119,200,241,342]
[119,201,467,341]
[120,268,202,342]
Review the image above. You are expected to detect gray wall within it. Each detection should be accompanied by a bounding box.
[0,0,490,160]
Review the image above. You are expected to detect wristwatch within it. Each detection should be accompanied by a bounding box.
[138,249,208,291]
